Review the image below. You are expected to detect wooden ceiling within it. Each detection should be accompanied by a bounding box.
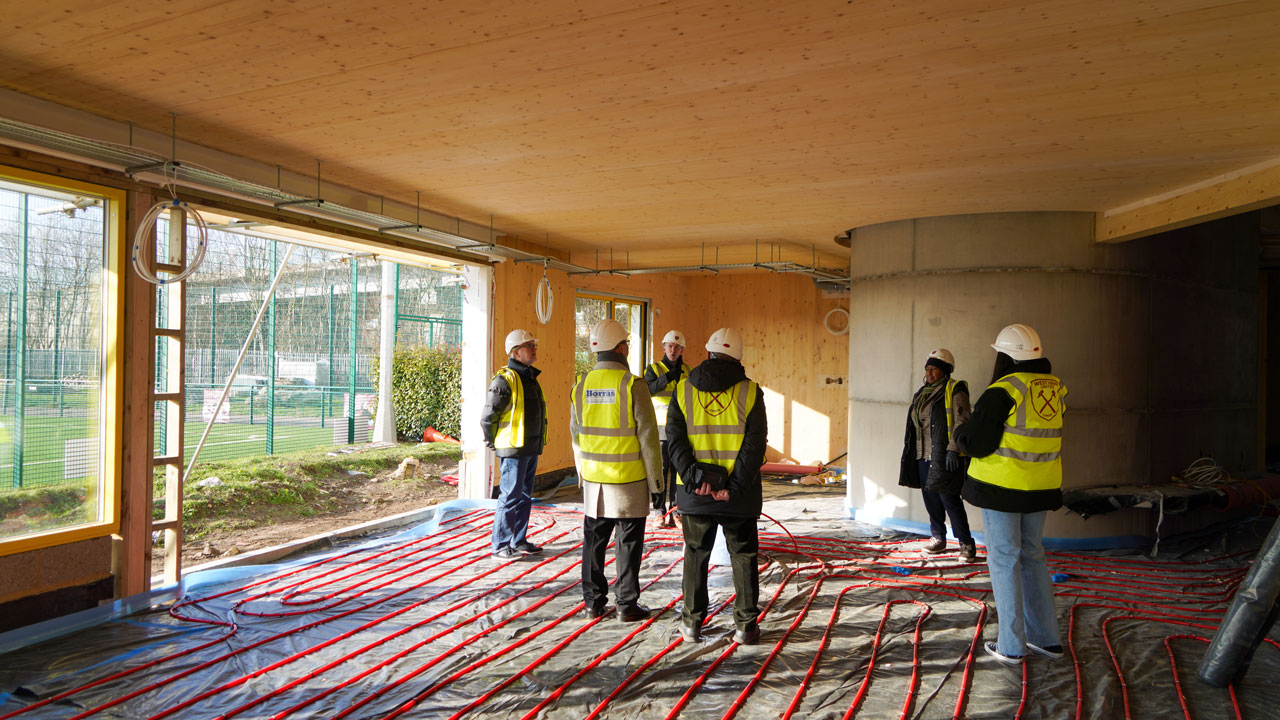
[1,0,1278,265]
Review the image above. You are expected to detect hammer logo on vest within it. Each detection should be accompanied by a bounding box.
[699,389,732,416]
[1030,379,1060,421]
[584,388,616,404]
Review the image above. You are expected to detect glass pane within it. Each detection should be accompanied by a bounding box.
[612,301,646,374]
[0,183,105,539]
[574,297,608,376]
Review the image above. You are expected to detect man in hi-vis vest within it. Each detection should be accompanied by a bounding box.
[643,330,691,526]
[571,319,663,622]
[666,327,767,645]
[956,323,1066,666]
[480,328,548,560]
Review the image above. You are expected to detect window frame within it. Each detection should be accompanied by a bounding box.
[574,290,651,373]
[0,165,124,556]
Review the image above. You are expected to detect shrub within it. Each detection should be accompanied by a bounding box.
[373,344,462,440]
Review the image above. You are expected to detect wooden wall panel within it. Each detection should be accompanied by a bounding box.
[491,261,696,473]
[492,262,847,473]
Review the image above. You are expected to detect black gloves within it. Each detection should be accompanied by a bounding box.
[652,493,664,511]
[665,363,682,381]
[945,450,960,472]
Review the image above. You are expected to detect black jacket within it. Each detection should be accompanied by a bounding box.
[955,357,1063,513]
[479,359,546,458]
[666,357,767,517]
[898,379,969,494]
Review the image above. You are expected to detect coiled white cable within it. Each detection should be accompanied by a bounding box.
[131,198,209,285]
[823,307,849,336]
[1180,457,1230,486]
[535,271,553,325]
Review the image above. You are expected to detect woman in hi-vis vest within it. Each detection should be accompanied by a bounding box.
[955,324,1067,667]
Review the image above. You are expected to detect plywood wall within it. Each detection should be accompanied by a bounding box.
[492,262,848,474]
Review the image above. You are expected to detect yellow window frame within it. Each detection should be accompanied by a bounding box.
[0,165,125,556]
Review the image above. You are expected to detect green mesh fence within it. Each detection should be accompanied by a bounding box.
[0,184,105,506]
[153,223,463,466]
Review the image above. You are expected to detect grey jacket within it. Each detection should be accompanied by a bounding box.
[570,357,663,519]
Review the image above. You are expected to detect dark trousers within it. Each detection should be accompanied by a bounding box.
[681,513,759,631]
[918,459,973,544]
[654,440,677,511]
[582,515,646,611]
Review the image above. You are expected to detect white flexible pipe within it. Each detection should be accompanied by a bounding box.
[131,199,209,285]
[535,273,554,325]
[823,307,849,336]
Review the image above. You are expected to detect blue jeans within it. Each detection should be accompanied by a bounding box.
[981,508,1060,657]
[492,454,538,551]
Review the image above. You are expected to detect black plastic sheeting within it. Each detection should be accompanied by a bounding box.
[0,502,1278,720]
[1199,517,1280,687]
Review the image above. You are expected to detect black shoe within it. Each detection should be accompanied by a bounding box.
[1026,641,1064,659]
[514,541,543,555]
[618,604,651,623]
[984,641,1025,666]
[585,605,611,620]
[680,623,701,643]
[491,547,519,559]
[733,625,761,645]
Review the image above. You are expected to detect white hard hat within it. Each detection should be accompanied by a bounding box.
[991,324,1042,361]
[504,328,537,355]
[705,327,744,361]
[926,348,955,368]
[589,319,629,351]
[661,330,686,347]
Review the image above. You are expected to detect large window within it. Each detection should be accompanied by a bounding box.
[574,292,648,376]
[0,169,122,549]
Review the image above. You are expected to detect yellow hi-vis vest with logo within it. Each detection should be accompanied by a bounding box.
[673,377,758,483]
[646,360,691,428]
[967,372,1066,492]
[571,368,646,484]
[493,366,547,450]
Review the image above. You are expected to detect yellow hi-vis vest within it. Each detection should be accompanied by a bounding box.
[967,372,1066,492]
[571,368,646,484]
[646,360,691,428]
[493,366,547,450]
[673,377,758,482]
[942,377,959,449]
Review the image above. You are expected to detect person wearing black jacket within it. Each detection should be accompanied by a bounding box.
[899,348,976,561]
[955,323,1066,667]
[480,329,548,560]
[643,330,691,526]
[666,327,768,645]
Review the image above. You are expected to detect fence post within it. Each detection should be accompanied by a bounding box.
[323,283,334,428]
[210,287,217,384]
[12,194,27,489]
[266,241,277,455]
[4,292,11,412]
[348,257,358,444]
[54,289,62,417]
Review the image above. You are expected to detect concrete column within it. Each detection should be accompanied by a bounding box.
[844,211,1259,547]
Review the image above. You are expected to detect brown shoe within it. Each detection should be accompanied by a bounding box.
[959,542,978,562]
[923,537,947,554]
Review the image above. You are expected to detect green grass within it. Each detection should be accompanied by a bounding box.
[156,442,461,540]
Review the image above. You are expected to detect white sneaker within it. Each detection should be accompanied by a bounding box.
[984,641,1024,665]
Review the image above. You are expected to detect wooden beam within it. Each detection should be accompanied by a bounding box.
[1097,158,1280,244]
[114,188,157,597]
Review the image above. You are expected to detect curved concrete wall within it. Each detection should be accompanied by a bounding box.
[844,211,1260,547]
